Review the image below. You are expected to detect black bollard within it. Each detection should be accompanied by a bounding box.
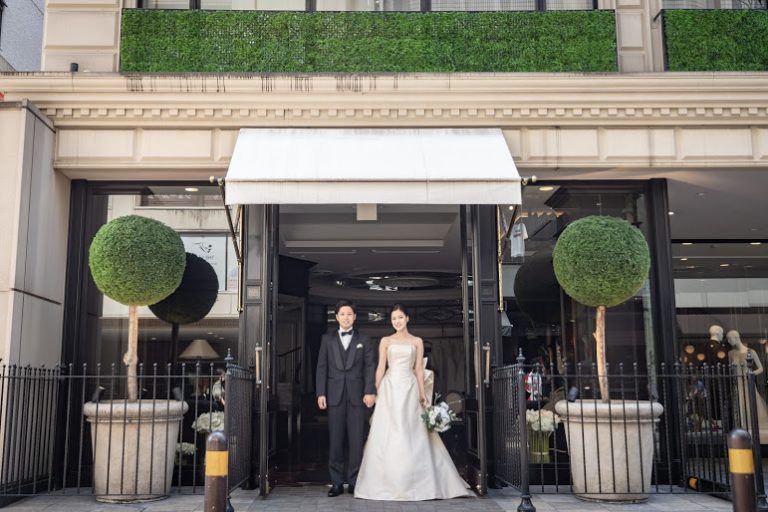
[728,429,757,512]
[205,431,229,512]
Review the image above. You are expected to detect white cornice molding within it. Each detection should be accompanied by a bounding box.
[2,72,768,128]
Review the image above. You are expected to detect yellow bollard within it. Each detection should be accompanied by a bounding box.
[205,431,228,512]
[729,429,757,512]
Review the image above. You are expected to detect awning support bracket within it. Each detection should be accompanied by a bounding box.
[211,176,244,313]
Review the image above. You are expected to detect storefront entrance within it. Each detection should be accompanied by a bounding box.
[245,204,504,496]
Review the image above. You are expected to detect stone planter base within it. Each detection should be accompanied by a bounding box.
[83,400,188,503]
[555,399,663,503]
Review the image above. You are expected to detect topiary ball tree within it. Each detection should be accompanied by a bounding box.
[552,216,650,401]
[150,253,219,361]
[89,215,186,401]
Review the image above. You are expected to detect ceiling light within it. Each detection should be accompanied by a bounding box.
[696,353,706,362]
[538,186,554,192]
[750,242,762,246]
[682,242,693,246]
[668,211,675,216]
[751,228,760,232]
[720,263,730,267]
[680,257,688,261]
[508,205,515,210]
[687,266,695,269]
[684,344,695,354]
[185,187,199,192]
[207,332,214,335]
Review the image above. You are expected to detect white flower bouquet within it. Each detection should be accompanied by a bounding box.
[191,411,225,433]
[421,400,458,433]
[526,409,560,433]
[526,409,560,464]
[174,442,197,465]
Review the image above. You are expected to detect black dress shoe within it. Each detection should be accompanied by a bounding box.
[347,484,355,495]
[328,485,344,497]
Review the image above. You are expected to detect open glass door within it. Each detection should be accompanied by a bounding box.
[460,205,494,495]
[256,205,280,496]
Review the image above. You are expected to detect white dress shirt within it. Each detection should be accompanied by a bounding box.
[339,328,353,350]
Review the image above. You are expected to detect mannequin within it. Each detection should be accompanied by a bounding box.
[727,329,768,441]
[709,325,724,344]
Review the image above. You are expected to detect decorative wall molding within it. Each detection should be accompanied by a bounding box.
[2,73,768,177]
[4,73,768,128]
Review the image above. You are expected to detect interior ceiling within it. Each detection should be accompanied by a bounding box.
[529,168,768,241]
[279,204,464,303]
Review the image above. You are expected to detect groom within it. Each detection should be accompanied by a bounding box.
[316,300,376,497]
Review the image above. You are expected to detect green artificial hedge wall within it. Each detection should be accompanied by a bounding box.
[120,10,617,73]
[664,10,768,71]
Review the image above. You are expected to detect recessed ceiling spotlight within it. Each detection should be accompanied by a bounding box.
[682,242,693,246]
[680,257,689,261]
[539,186,554,192]
[668,211,675,216]
[595,202,602,207]
[185,187,199,192]
[508,206,515,211]
[720,263,730,267]
[750,242,762,246]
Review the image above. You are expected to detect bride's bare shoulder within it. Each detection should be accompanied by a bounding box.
[380,336,391,345]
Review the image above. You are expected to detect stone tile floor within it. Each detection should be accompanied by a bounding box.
[2,486,734,512]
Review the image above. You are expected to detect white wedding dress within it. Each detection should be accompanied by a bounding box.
[354,343,470,501]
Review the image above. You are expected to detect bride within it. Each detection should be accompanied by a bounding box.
[354,304,470,501]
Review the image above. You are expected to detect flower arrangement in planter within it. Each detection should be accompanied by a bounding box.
[526,409,560,464]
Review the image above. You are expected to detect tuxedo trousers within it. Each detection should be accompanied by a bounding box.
[327,389,367,487]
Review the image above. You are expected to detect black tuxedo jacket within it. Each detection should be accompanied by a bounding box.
[316,329,376,407]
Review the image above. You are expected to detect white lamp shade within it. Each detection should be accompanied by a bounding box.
[178,339,219,360]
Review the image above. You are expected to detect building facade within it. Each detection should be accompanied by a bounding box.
[0,0,767,498]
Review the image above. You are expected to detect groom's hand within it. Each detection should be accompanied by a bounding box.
[317,396,327,410]
[363,394,376,408]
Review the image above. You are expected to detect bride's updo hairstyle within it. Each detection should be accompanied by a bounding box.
[391,303,410,318]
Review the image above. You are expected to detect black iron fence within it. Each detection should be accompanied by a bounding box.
[492,352,767,504]
[0,358,254,501]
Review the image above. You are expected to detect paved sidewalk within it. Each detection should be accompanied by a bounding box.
[2,485,734,512]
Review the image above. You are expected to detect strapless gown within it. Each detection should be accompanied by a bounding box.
[354,343,470,501]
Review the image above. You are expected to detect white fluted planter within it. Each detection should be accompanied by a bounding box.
[554,399,663,503]
[83,400,188,503]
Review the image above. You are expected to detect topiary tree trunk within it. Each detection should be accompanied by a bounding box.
[594,305,608,401]
[125,305,140,401]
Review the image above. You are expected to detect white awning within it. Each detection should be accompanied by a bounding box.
[225,128,521,205]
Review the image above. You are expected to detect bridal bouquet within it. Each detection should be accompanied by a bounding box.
[421,400,458,433]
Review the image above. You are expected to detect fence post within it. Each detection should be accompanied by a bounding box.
[746,353,768,511]
[516,350,535,512]
[205,431,229,512]
[729,429,757,512]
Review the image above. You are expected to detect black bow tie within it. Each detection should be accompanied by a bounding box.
[340,331,353,337]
